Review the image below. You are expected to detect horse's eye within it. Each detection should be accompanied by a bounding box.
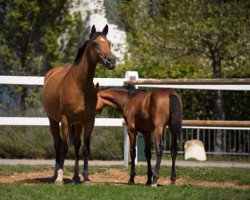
[94,42,98,47]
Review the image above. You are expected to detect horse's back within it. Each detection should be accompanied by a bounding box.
[42,64,71,121]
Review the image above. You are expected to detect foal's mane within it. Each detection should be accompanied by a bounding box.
[101,84,143,97]
[74,32,107,65]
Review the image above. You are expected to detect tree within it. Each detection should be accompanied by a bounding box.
[107,0,250,152]
[0,0,83,111]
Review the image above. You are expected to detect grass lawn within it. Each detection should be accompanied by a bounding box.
[0,165,249,200]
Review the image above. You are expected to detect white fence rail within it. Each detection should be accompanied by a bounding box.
[1,71,250,164]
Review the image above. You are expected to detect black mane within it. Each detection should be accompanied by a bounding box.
[74,39,88,64]
[101,83,143,97]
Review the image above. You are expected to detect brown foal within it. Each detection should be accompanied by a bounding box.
[96,85,182,187]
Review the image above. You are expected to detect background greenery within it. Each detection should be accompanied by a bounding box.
[0,0,249,159]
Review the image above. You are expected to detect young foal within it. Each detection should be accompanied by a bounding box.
[96,85,182,187]
[42,25,116,184]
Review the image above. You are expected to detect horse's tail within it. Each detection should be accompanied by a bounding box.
[68,125,75,145]
[169,94,183,140]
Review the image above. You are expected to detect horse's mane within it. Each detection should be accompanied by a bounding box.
[74,39,89,64]
[74,32,107,65]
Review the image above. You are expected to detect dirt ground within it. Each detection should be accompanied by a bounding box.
[0,167,249,190]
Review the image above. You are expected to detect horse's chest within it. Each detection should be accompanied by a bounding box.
[62,91,97,122]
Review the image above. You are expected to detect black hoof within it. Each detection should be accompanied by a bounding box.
[146,179,152,185]
[128,178,135,185]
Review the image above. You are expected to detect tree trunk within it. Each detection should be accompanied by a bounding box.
[212,51,226,153]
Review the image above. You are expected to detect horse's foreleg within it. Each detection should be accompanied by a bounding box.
[72,124,82,183]
[49,117,61,181]
[152,126,164,187]
[82,118,95,183]
[143,132,152,185]
[128,129,137,185]
[54,115,69,185]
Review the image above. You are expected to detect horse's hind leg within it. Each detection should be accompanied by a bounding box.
[82,118,95,183]
[127,129,137,185]
[169,125,178,183]
[49,117,61,181]
[143,132,153,185]
[152,126,164,187]
[72,124,82,183]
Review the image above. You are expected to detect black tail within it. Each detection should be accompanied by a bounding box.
[68,125,75,145]
[169,94,182,139]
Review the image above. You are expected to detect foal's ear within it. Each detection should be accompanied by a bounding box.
[90,25,96,37]
[102,24,109,36]
[95,82,99,92]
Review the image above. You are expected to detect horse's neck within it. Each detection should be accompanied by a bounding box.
[73,53,96,90]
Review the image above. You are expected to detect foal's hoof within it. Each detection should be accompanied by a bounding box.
[150,183,157,187]
[83,179,91,185]
[171,176,176,184]
[171,178,176,185]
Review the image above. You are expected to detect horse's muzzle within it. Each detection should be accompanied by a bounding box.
[103,55,116,70]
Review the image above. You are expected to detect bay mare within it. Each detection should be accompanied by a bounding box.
[42,25,116,184]
[96,85,182,187]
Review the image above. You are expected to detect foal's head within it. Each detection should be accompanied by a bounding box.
[87,25,116,69]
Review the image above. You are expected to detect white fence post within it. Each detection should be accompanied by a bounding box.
[123,71,139,166]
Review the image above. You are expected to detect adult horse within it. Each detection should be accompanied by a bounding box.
[96,85,182,187]
[42,25,116,184]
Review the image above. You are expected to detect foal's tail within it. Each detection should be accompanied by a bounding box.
[169,94,183,140]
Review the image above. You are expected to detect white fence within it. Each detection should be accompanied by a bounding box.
[1,71,250,164]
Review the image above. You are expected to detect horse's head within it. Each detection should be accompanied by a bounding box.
[88,25,116,70]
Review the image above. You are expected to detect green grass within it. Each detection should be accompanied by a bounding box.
[0,165,249,200]
[0,183,249,200]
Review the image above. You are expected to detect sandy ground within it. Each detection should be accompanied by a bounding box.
[0,167,249,190]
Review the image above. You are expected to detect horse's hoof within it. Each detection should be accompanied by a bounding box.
[128,180,134,185]
[146,180,152,186]
[128,178,135,185]
[150,183,157,187]
[72,175,81,183]
[54,180,64,185]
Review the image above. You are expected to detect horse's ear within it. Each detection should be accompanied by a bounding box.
[90,25,96,37]
[102,24,108,36]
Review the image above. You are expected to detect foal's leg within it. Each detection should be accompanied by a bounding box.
[82,118,95,183]
[72,124,83,183]
[49,117,61,181]
[143,132,153,185]
[54,115,69,184]
[128,129,137,185]
[169,126,178,183]
[152,126,164,187]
